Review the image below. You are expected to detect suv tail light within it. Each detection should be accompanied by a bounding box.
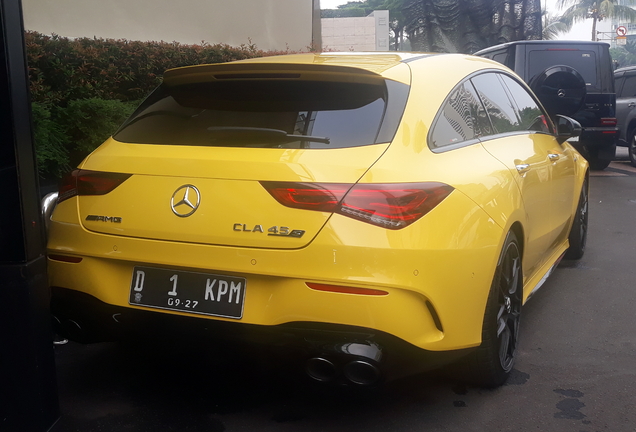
[261,182,454,230]
[600,117,617,126]
[58,169,131,203]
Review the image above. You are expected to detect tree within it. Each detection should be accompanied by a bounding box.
[542,11,572,40]
[404,0,542,54]
[557,0,636,41]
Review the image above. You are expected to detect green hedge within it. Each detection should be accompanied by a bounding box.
[26,32,291,179]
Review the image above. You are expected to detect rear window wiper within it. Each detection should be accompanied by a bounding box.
[206,127,330,145]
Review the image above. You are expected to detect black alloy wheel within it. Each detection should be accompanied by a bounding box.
[492,235,522,374]
[630,131,636,168]
[565,177,588,260]
[456,231,522,387]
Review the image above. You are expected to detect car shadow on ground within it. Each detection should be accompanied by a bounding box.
[53,338,472,431]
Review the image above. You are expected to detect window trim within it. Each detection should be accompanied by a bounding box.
[427,69,555,154]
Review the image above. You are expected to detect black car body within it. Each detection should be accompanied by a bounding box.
[475,41,618,170]
[613,65,636,166]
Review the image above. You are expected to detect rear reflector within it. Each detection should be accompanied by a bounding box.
[58,169,131,203]
[261,182,454,229]
[48,254,83,263]
[306,283,388,296]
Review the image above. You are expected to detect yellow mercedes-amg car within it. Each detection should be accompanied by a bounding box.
[45,52,588,387]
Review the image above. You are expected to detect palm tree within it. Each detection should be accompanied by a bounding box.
[543,10,572,39]
[557,0,636,41]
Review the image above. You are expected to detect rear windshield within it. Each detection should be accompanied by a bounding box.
[528,49,598,89]
[114,79,408,149]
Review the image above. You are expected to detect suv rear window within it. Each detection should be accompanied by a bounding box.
[114,79,408,149]
[528,49,598,89]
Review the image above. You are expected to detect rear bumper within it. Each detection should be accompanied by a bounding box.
[51,286,473,377]
[47,190,504,353]
[578,127,619,148]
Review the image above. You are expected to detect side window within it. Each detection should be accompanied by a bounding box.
[621,74,636,97]
[429,81,491,148]
[499,74,552,133]
[615,76,625,97]
[492,52,508,64]
[470,73,520,134]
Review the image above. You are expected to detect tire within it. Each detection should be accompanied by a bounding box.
[629,131,636,168]
[582,147,612,171]
[455,231,522,388]
[564,177,589,260]
[587,156,611,171]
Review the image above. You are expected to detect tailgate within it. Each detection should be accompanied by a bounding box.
[77,141,388,249]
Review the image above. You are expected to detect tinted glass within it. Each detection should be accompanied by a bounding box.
[471,73,520,134]
[499,75,552,133]
[528,50,598,89]
[615,76,625,96]
[114,80,403,149]
[430,81,491,148]
[621,75,636,97]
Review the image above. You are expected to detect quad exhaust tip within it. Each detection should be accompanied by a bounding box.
[306,357,338,382]
[343,360,381,386]
[305,357,381,386]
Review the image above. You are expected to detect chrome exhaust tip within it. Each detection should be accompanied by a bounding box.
[305,357,337,382]
[343,360,381,386]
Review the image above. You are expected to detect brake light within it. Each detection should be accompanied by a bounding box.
[600,118,617,126]
[58,169,132,203]
[261,182,351,212]
[261,182,454,230]
[306,282,388,296]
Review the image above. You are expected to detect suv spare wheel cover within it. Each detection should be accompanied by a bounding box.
[529,65,587,117]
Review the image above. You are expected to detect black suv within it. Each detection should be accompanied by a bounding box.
[613,65,636,166]
[475,41,618,170]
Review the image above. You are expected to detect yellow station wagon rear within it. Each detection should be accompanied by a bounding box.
[47,52,588,387]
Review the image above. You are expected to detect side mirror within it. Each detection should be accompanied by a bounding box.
[555,115,582,144]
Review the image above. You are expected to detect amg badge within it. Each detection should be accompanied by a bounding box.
[86,215,122,223]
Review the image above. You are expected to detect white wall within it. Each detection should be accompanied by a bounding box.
[321,10,389,52]
[22,0,319,52]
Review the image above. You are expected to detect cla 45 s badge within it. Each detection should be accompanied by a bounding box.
[233,224,305,238]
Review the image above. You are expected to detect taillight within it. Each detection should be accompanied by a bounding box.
[58,169,131,203]
[261,182,454,230]
[600,118,617,127]
[261,182,351,212]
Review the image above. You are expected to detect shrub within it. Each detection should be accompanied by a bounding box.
[25,32,285,107]
[26,31,297,179]
[31,102,70,178]
[59,98,138,166]
[31,99,138,178]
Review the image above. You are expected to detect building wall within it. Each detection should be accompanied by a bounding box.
[321,10,389,52]
[22,0,319,52]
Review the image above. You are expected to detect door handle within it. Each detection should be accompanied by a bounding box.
[629,102,636,108]
[515,163,530,174]
[548,153,560,161]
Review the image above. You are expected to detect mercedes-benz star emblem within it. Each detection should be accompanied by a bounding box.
[170,185,201,217]
[557,89,566,98]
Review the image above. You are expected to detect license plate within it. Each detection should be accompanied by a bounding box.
[129,266,246,319]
